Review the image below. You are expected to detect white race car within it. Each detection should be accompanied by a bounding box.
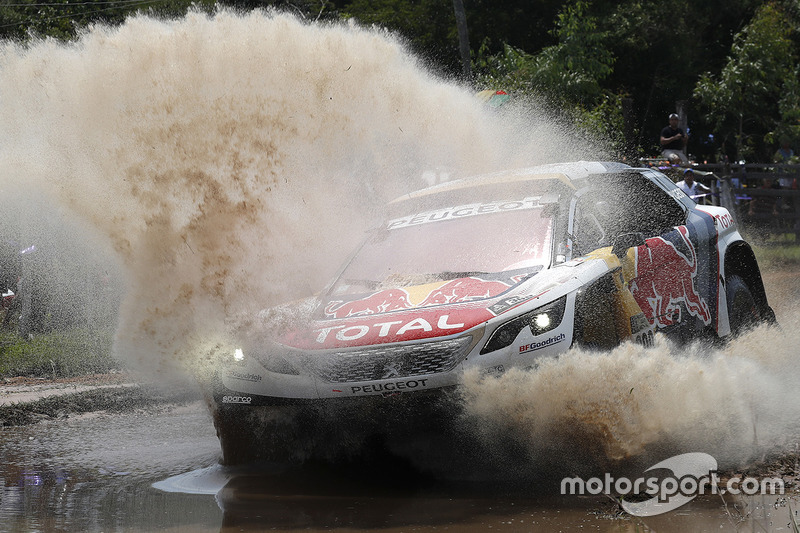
[209,161,775,464]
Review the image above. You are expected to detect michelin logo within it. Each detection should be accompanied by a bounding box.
[519,333,566,354]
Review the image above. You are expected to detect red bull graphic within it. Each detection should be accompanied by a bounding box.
[631,226,711,328]
[419,277,510,306]
[324,289,412,318]
[324,277,511,319]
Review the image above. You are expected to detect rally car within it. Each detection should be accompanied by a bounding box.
[209,161,775,464]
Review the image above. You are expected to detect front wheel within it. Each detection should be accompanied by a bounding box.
[725,274,761,337]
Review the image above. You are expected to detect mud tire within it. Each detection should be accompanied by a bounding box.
[725,274,761,337]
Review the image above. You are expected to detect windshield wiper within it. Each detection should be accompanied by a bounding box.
[432,271,491,281]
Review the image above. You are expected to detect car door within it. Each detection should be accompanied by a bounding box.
[626,171,718,338]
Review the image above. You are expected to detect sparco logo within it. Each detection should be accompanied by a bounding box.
[222,395,252,404]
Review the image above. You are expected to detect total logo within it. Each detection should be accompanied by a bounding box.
[315,315,465,343]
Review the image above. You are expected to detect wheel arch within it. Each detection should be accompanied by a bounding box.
[723,241,773,321]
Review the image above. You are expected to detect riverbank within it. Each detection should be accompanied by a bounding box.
[0,372,200,427]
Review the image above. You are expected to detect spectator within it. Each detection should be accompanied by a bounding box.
[676,168,710,200]
[773,136,795,164]
[660,113,689,164]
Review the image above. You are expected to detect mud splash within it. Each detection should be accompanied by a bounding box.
[0,9,596,380]
[460,318,800,472]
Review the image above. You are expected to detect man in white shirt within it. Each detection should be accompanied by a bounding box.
[676,168,710,200]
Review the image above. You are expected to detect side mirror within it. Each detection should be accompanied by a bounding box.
[612,232,646,258]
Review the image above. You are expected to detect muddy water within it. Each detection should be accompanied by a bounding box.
[0,401,796,532]
[0,266,796,531]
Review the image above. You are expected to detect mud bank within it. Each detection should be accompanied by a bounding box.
[0,373,199,427]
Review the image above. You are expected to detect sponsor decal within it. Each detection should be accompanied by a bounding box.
[630,313,655,347]
[324,277,511,319]
[489,294,535,316]
[222,395,252,404]
[315,314,466,344]
[418,277,511,306]
[486,364,505,375]
[713,213,733,230]
[325,289,412,318]
[519,333,566,354]
[386,197,542,230]
[226,371,263,383]
[285,307,493,350]
[631,226,711,328]
[350,378,429,394]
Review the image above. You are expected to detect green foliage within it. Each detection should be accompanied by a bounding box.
[573,92,629,156]
[534,0,614,104]
[0,0,216,41]
[341,0,457,69]
[472,1,624,153]
[473,1,614,107]
[694,2,799,161]
[0,329,117,378]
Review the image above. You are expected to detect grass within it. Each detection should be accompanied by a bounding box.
[751,243,800,269]
[0,328,118,379]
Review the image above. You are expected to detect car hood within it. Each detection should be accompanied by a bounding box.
[279,257,611,350]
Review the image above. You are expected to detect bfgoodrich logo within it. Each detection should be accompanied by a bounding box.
[561,452,784,517]
[519,333,566,354]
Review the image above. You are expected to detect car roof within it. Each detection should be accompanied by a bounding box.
[389,161,634,204]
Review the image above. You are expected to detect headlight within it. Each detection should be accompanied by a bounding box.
[480,295,567,354]
[232,345,301,375]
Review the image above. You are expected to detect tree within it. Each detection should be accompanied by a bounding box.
[472,1,626,154]
[452,0,470,78]
[0,0,216,41]
[693,2,799,161]
[474,1,614,103]
[341,0,459,71]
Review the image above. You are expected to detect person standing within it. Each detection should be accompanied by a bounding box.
[676,168,709,200]
[773,136,795,164]
[660,113,688,164]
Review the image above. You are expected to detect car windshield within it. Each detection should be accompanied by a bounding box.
[329,196,554,295]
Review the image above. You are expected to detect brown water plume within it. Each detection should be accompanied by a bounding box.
[0,9,594,378]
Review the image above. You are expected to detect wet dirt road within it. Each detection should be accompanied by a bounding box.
[1,395,797,533]
[0,266,798,532]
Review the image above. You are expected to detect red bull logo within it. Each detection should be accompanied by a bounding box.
[324,289,412,318]
[324,277,511,319]
[631,226,711,328]
[419,277,510,306]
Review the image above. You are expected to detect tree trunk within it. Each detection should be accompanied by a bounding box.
[452,0,471,79]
